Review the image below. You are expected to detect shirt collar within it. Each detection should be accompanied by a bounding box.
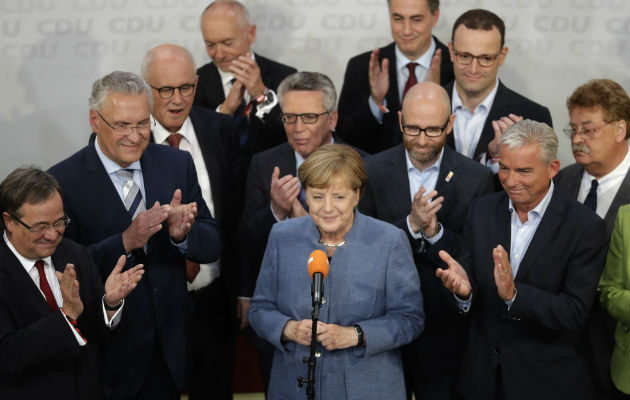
[405,146,444,173]
[452,77,500,113]
[151,115,194,145]
[508,180,555,221]
[216,51,257,88]
[3,230,53,273]
[94,136,142,174]
[395,37,436,73]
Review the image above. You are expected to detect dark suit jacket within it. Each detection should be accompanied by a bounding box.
[336,39,454,154]
[49,141,222,398]
[358,144,494,377]
[0,237,108,399]
[555,162,630,238]
[194,53,297,155]
[445,80,553,161]
[442,189,607,400]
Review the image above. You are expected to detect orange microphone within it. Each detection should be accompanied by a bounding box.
[307,250,329,307]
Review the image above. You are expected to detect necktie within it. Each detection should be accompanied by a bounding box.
[402,62,418,98]
[35,260,58,311]
[230,78,249,148]
[583,179,598,212]
[164,134,201,283]
[116,169,145,220]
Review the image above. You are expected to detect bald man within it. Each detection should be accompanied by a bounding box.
[142,44,244,400]
[194,0,296,157]
[359,81,494,400]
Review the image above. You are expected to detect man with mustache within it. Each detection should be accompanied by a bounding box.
[554,78,630,400]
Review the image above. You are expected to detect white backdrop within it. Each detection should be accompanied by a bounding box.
[1,0,628,179]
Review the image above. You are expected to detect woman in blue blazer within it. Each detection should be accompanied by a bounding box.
[248,144,424,399]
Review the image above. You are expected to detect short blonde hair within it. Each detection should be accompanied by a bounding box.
[298,144,367,197]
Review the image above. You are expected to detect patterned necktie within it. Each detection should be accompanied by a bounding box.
[35,260,58,311]
[116,169,145,220]
[583,179,598,212]
[403,62,418,98]
[164,134,201,283]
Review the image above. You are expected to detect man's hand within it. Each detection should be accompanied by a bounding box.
[436,250,472,299]
[493,245,516,301]
[237,298,250,330]
[426,48,442,84]
[230,52,265,99]
[56,264,83,320]
[219,79,246,115]
[488,114,523,160]
[282,319,313,346]
[408,186,444,237]
[168,189,197,242]
[104,255,144,306]
[290,199,308,219]
[122,201,169,253]
[317,322,359,350]
[368,48,389,106]
[270,166,301,220]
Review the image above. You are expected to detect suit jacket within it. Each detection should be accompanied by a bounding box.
[0,237,108,399]
[555,162,630,239]
[358,144,494,377]
[445,80,553,161]
[48,141,222,398]
[248,211,424,400]
[193,53,297,156]
[441,189,607,400]
[238,140,366,298]
[336,39,454,154]
[598,204,630,395]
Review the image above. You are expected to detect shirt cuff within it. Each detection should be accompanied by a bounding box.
[454,292,472,313]
[481,153,500,174]
[254,89,279,119]
[504,287,517,310]
[405,217,443,244]
[102,298,124,328]
[170,236,188,254]
[368,96,387,124]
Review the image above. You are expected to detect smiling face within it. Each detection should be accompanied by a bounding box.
[90,92,151,168]
[306,177,360,243]
[201,5,255,72]
[282,90,336,159]
[3,191,65,260]
[147,46,198,134]
[498,143,559,214]
[389,0,439,60]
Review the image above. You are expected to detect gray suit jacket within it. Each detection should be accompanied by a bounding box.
[555,162,630,238]
[248,211,424,400]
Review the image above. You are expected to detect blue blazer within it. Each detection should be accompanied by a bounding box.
[49,140,222,398]
[248,211,424,400]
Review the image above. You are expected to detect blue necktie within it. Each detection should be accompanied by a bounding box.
[583,179,598,212]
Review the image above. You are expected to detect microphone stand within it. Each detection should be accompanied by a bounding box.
[297,273,324,400]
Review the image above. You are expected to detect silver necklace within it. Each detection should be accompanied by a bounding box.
[319,239,346,247]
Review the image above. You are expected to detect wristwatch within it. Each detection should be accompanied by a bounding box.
[255,88,276,108]
[353,324,364,346]
[103,294,124,311]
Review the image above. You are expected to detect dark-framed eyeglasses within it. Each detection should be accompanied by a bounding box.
[8,212,71,233]
[452,49,502,67]
[280,111,330,124]
[150,83,196,99]
[95,110,154,135]
[401,117,450,137]
[562,121,616,140]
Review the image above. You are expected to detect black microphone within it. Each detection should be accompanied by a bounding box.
[307,250,329,307]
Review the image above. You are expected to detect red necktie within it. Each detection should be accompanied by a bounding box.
[35,260,58,311]
[165,133,201,283]
[402,62,418,98]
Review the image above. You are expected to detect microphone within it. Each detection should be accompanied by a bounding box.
[307,250,329,307]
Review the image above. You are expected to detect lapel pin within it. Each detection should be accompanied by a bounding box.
[445,171,454,182]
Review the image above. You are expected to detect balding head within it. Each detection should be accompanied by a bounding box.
[141,44,198,134]
[399,82,454,170]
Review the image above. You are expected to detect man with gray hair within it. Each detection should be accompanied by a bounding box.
[435,120,607,399]
[49,70,222,399]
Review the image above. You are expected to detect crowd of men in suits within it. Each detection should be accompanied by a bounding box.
[0,0,628,399]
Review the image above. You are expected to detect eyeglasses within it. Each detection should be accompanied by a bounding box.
[452,50,502,67]
[401,117,450,137]
[281,112,330,124]
[95,110,154,135]
[8,212,71,233]
[150,83,195,99]
[563,121,616,140]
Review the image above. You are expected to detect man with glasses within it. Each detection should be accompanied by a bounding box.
[445,9,552,168]
[554,78,630,400]
[337,0,454,155]
[238,71,364,394]
[359,81,494,400]
[49,71,222,400]
[141,43,244,400]
[0,166,144,399]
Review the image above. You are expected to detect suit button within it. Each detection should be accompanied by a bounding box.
[493,347,500,355]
